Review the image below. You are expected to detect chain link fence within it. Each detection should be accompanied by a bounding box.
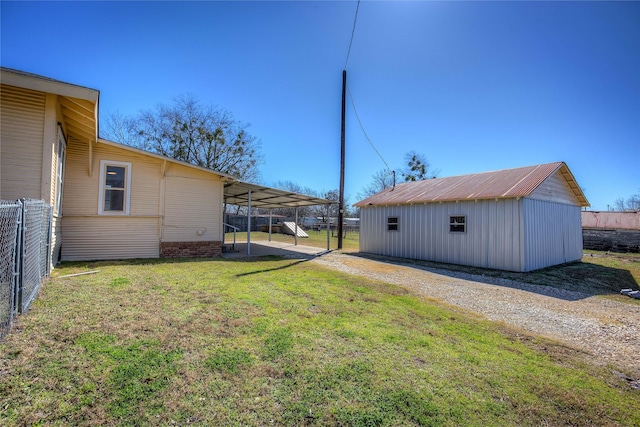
[0,199,52,339]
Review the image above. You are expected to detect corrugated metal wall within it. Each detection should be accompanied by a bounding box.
[359,199,524,271]
[360,197,583,272]
[0,85,45,200]
[522,198,583,271]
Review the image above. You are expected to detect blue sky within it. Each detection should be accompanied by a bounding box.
[2,1,638,210]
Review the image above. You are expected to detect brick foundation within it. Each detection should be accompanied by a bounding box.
[160,241,222,258]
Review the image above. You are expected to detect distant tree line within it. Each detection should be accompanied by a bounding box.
[613,190,640,211]
[102,95,439,219]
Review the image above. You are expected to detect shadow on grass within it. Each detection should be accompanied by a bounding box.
[54,250,639,302]
[234,257,311,277]
[54,252,324,279]
[349,252,639,302]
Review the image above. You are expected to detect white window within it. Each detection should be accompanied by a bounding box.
[387,217,398,231]
[55,127,66,216]
[98,160,131,215]
[449,215,466,233]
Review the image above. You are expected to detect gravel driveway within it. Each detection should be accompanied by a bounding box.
[311,252,640,378]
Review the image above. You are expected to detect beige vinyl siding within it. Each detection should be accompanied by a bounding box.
[61,216,159,260]
[62,141,163,260]
[529,171,579,205]
[162,174,223,242]
[63,141,161,216]
[0,85,45,200]
[62,137,226,260]
[63,138,98,214]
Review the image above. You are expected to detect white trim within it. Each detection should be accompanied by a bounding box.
[98,160,132,215]
[55,126,67,216]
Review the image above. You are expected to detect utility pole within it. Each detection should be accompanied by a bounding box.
[338,70,346,249]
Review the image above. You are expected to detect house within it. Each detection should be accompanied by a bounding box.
[581,211,640,252]
[354,162,589,272]
[1,67,237,262]
[1,67,332,264]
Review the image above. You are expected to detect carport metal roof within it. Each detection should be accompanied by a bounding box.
[224,181,336,209]
[223,181,336,256]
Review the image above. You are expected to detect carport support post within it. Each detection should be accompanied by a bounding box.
[247,190,251,256]
[268,209,272,242]
[326,204,330,250]
[294,207,299,246]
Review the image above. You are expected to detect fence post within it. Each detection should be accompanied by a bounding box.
[18,199,27,314]
[0,200,22,338]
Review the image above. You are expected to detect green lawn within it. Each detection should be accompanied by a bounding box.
[225,230,360,252]
[1,257,639,426]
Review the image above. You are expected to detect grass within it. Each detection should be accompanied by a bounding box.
[362,250,640,306]
[225,230,360,252]
[1,256,639,426]
[228,231,639,301]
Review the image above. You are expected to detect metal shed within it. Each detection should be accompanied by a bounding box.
[355,162,589,272]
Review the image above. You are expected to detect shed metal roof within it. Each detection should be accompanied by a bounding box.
[224,181,336,209]
[355,162,589,207]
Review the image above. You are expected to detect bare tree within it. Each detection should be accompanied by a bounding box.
[101,94,262,182]
[102,111,139,146]
[358,169,396,199]
[270,180,319,219]
[614,190,640,211]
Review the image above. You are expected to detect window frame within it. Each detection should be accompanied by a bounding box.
[387,216,399,231]
[55,126,67,216]
[98,160,132,215]
[449,215,467,233]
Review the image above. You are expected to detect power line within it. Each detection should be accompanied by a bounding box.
[344,0,361,69]
[347,85,391,172]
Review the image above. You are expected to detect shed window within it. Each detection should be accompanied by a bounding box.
[449,216,466,233]
[387,217,398,231]
[99,160,131,215]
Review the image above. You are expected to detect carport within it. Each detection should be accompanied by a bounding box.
[223,181,336,255]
